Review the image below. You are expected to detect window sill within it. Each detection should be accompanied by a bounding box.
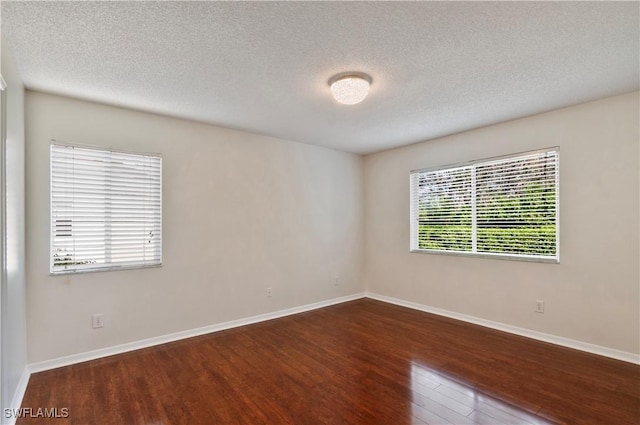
[50,263,162,276]
[410,249,559,264]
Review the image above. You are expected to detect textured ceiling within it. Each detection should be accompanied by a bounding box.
[2,1,638,154]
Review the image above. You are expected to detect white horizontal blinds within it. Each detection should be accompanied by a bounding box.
[475,151,558,257]
[411,148,558,260]
[413,166,473,252]
[51,144,162,273]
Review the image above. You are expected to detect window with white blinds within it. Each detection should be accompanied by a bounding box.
[50,144,162,274]
[410,148,559,262]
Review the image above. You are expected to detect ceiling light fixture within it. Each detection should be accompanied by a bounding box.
[329,73,371,105]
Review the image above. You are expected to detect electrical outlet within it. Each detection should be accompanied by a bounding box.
[92,314,104,329]
[266,287,273,298]
[334,276,340,286]
[535,300,544,314]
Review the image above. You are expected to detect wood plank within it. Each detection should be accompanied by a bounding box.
[17,299,639,425]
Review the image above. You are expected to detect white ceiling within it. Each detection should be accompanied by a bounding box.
[2,1,638,155]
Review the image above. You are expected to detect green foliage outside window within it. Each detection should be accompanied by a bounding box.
[417,171,557,256]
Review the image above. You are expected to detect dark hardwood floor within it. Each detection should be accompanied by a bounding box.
[17,299,640,424]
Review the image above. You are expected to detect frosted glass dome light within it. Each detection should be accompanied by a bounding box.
[329,73,371,105]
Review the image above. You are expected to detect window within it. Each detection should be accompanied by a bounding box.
[410,148,558,262]
[50,144,162,273]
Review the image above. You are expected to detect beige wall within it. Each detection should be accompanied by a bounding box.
[26,91,364,363]
[24,89,640,364]
[364,92,639,354]
[1,37,27,412]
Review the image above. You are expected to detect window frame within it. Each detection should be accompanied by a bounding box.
[49,141,163,275]
[410,147,559,263]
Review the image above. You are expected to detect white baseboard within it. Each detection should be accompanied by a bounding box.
[2,366,30,425]
[366,292,640,365]
[29,292,366,373]
[26,290,639,377]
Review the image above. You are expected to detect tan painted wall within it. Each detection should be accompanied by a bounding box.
[24,89,640,363]
[1,36,27,411]
[364,92,640,354]
[25,91,364,363]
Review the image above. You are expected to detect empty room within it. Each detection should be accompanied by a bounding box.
[0,1,638,424]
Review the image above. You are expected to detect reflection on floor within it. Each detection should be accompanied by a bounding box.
[19,299,637,424]
[410,363,555,425]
